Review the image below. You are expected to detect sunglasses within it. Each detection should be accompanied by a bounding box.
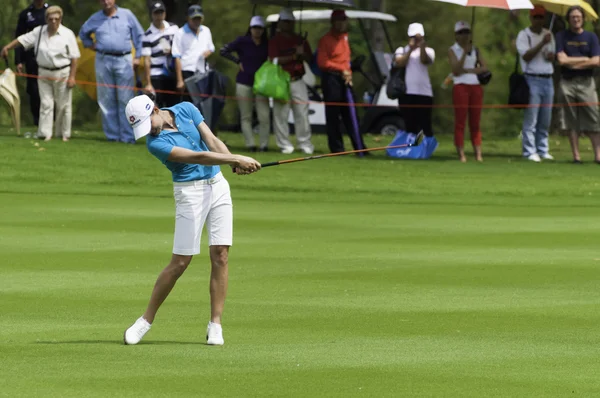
[456,29,471,35]
[532,15,545,20]
[250,26,264,29]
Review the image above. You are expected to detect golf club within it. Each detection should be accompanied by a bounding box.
[261,131,424,168]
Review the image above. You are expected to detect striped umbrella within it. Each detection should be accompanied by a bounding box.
[430,0,534,31]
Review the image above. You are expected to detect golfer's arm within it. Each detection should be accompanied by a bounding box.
[197,121,231,155]
[167,146,238,166]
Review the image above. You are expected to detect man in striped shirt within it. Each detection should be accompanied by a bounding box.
[142,1,179,107]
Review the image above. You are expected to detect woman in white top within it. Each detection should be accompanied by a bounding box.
[394,23,435,138]
[447,21,489,162]
[2,6,80,141]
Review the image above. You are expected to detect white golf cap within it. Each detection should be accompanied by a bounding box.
[125,95,154,140]
[407,23,425,37]
[454,20,471,32]
[279,7,295,21]
[250,15,265,28]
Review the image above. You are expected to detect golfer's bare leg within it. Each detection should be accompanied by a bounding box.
[586,132,600,162]
[209,245,229,325]
[142,254,193,324]
[568,130,581,161]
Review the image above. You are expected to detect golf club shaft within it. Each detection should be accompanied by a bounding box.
[261,142,416,168]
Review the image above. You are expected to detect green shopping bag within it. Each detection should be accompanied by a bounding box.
[253,59,291,101]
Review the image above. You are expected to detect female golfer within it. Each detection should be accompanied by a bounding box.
[123,94,261,345]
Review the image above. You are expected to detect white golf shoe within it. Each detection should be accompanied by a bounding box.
[206,322,224,345]
[300,146,314,155]
[124,316,151,345]
[527,154,541,163]
[541,153,554,160]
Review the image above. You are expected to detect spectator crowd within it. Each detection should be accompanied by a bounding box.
[392,4,599,163]
[2,1,600,163]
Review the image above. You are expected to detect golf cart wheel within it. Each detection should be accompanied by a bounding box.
[374,116,403,136]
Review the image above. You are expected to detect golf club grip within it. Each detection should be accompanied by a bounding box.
[261,161,280,167]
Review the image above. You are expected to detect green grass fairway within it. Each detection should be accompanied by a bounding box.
[1,129,600,397]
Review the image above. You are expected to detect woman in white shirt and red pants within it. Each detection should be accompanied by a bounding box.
[448,21,489,162]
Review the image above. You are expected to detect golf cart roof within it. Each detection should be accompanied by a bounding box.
[265,10,397,23]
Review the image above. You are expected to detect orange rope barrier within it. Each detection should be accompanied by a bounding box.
[2,68,596,109]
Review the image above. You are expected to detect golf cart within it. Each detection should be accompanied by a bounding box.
[265,9,403,136]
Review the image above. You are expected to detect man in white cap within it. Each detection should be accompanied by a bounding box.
[122,95,261,346]
[393,23,435,139]
[268,7,314,155]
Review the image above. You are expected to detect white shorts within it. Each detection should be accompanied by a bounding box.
[172,172,233,256]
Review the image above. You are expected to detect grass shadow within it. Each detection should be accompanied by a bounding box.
[35,340,206,345]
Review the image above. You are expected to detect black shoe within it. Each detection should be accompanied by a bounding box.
[259,147,269,152]
[247,146,257,152]
[572,159,583,164]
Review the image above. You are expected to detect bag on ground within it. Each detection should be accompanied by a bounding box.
[386,130,438,159]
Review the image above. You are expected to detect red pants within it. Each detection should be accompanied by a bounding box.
[453,84,483,147]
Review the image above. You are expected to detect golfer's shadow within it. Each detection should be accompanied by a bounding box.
[35,340,205,345]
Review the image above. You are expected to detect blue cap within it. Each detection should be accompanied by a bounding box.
[188,5,204,18]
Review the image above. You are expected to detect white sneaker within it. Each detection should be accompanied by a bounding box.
[281,147,294,154]
[124,316,151,345]
[541,153,554,160]
[527,154,541,163]
[300,147,314,155]
[206,322,224,345]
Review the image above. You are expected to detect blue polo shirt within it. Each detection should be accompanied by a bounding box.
[147,102,220,182]
[79,6,144,56]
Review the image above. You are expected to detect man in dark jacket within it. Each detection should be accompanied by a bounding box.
[14,1,49,127]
